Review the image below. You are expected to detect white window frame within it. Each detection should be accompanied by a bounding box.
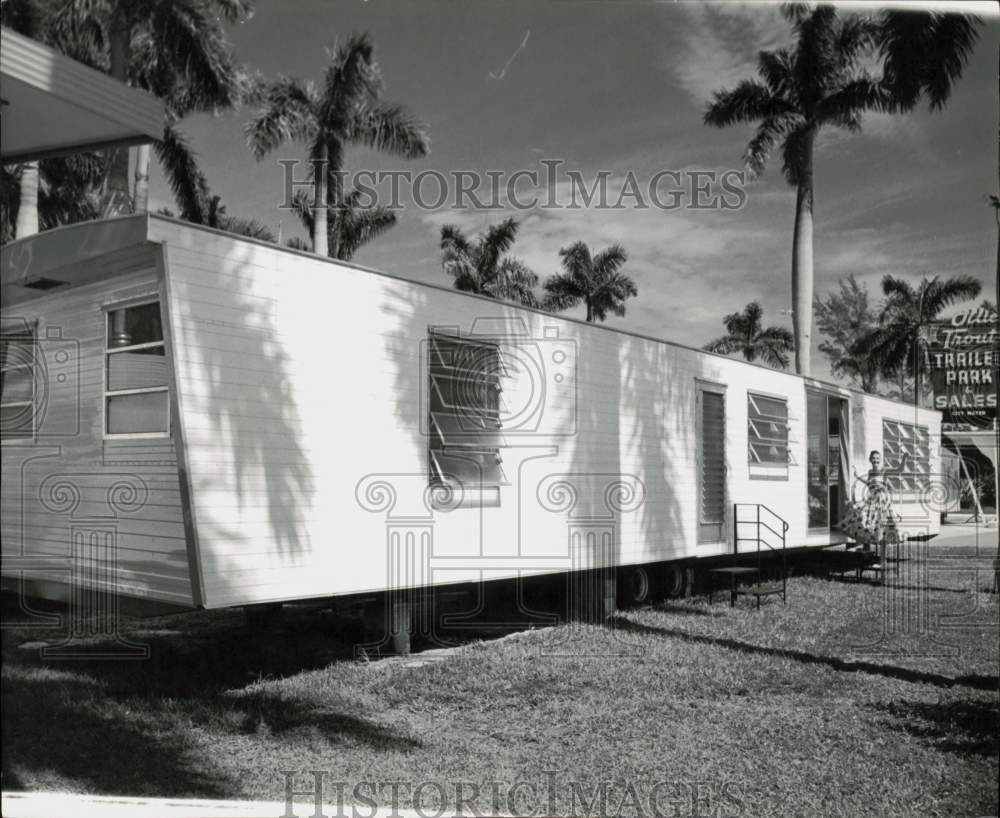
[747,391,790,479]
[103,298,170,440]
[0,325,37,443]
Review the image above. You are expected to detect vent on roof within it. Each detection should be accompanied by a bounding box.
[23,277,68,291]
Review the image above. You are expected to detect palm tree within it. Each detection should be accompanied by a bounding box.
[2,0,50,237]
[876,10,982,113]
[704,302,795,369]
[201,194,275,241]
[856,275,981,402]
[288,189,396,262]
[53,0,253,213]
[439,218,539,307]
[13,163,40,239]
[246,33,429,256]
[542,242,638,323]
[704,4,981,378]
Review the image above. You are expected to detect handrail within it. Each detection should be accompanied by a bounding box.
[731,502,789,605]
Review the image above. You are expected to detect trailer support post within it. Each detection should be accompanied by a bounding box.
[569,567,616,624]
[390,594,411,656]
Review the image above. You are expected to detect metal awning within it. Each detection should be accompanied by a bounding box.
[943,428,998,468]
[0,27,163,163]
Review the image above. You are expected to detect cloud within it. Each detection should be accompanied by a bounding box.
[659,3,785,108]
[417,171,797,347]
[661,4,930,153]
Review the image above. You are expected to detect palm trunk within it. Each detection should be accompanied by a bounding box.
[15,162,40,238]
[133,143,151,213]
[312,148,328,256]
[104,17,132,214]
[585,302,594,322]
[791,130,815,377]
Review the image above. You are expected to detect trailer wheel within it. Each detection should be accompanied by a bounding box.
[618,566,653,607]
[663,564,693,599]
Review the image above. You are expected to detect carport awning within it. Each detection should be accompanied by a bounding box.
[0,27,163,163]
[943,428,998,468]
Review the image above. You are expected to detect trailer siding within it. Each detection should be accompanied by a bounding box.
[2,217,942,610]
[0,257,194,606]
[853,393,942,535]
[153,220,937,609]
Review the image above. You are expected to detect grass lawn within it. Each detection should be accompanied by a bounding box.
[2,544,998,817]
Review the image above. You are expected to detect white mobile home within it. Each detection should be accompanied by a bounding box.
[1,215,943,620]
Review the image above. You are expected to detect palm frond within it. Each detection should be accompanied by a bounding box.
[440,224,472,259]
[833,13,878,65]
[155,122,209,222]
[744,115,797,178]
[322,32,381,118]
[345,102,430,160]
[704,80,782,127]
[286,236,311,251]
[245,76,317,158]
[138,0,245,115]
[542,274,584,313]
[818,73,891,126]
[592,244,627,277]
[493,259,539,307]
[704,336,738,355]
[335,201,397,261]
[921,275,982,316]
[877,10,981,112]
[217,214,275,242]
[757,49,794,97]
[558,241,593,277]
[289,190,315,235]
[479,218,520,275]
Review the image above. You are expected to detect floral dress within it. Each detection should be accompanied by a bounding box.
[861,468,897,545]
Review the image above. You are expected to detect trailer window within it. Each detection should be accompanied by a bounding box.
[105,302,169,437]
[427,331,506,493]
[0,329,35,441]
[748,392,789,477]
[882,419,929,502]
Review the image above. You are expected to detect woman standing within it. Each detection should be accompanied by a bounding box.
[853,450,908,563]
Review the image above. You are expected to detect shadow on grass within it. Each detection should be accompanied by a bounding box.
[2,669,229,797]
[227,689,422,750]
[609,616,999,692]
[873,698,1000,756]
[823,576,974,594]
[2,607,422,795]
[651,600,729,617]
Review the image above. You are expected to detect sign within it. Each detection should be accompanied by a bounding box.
[927,306,998,429]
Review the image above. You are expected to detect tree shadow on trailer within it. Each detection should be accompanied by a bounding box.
[383,285,691,634]
[617,333,688,605]
[171,237,316,585]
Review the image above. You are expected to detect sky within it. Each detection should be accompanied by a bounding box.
[147,0,1000,383]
